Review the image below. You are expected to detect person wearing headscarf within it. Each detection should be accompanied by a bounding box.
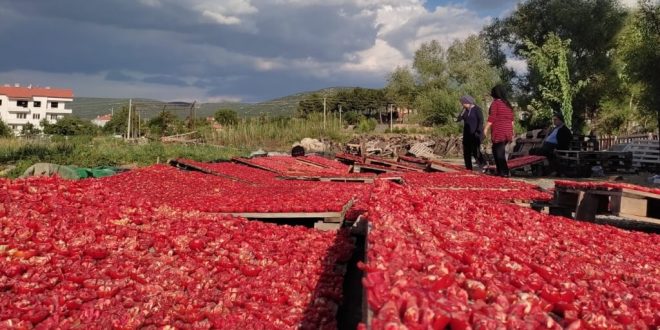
[456,95,485,170]
[483,85,514,177]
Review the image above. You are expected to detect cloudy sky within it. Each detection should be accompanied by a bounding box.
[0,0,632,102]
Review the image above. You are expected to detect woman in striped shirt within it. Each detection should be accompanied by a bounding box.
[483,85,514,177]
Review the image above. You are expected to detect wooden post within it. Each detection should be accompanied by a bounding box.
[127,99,132,140]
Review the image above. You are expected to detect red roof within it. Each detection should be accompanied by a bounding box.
[0,86,74,99]
[96,114,113,121]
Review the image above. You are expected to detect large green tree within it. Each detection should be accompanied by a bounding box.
[482,0,626,131]
[617,0,660,131]
[522,33,586,128]
[385,36,500,126]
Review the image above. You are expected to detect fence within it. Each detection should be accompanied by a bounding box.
[598,133,657,150]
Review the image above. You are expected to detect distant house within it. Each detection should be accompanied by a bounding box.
[92,114,113,127]
[0,84,74,134]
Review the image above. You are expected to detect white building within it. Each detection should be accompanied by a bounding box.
[0,84,73,135]
[92,114,112,127]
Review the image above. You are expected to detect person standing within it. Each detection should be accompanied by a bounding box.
[456,95,485,170]
[483,85,515,177]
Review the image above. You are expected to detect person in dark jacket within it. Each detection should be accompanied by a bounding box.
[456,95,485,170]
[531,112,573,158]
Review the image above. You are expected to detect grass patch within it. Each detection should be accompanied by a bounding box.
[204,113,349,150]
[0,136,243,178]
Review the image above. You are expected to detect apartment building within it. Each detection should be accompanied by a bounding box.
[0,84,74,134]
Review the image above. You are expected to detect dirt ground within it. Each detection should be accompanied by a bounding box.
[441,158,660,190]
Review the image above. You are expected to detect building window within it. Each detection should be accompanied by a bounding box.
[17,113,27,119]
[33,101,41,108]
[50,114,58,120]
[17,100,28,108]
[33,114,41,120]
[0,100,2,106]
[50,102,59,108]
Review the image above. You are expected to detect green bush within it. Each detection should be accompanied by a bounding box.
[357,118,378,133]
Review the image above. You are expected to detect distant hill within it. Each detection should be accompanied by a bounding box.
[70,87,349,120]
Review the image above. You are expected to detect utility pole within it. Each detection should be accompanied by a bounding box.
[389,104,393,131]
[323,96,327,130]
[190,101,197,131]
[127,99,132,140]
[339,105,342,128]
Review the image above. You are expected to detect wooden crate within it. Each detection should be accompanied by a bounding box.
[551,186,660,228]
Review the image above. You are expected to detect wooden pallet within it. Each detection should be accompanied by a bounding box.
[552,186,660,227]
[278,175,375,183]
[364,157,424,172]
[555,151,634,176]
[484,155,547,175]
[335,153,365,165]
[168,159,258,185]
[528,201,660,233]
[353,163,400,174]
[625,141,660,168]
[218,199,354,231]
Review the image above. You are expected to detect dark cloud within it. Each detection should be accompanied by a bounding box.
[143,75,189,86]
[106,71,137,82]
[0,1,498,101]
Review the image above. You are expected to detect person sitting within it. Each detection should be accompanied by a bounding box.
[530,113,572,158]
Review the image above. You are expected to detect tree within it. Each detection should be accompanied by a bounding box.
[385,67,416,109]
[385,36,500,127]
[213,109,239,126]
[42,117,98,136]
[617,0,660,131]
[446,35,502,106]
[297,93,325,118]
[482,0,626,131]
[20,122,41,137]
[148,111,181,136]
[0,118,12,137]
[103,106,140,136]
[522,33,587,128]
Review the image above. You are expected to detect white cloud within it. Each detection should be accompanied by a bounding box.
[201,11,242,25]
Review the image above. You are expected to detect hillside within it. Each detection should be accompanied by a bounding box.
[70,87,348,120]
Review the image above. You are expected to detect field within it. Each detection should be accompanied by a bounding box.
[0,137,243,178]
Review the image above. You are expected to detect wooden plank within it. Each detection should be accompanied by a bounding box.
[220,211,344,219]
[616,213,660,226]
[575,191,599,221]
[365,157,424,172]
[231,157,280,174]
[295,158,329,169]
[619,196,648,217]
[168,159,257,185]
[620,188,660,200]
[353,164,398,174]
[429,187,513,191]
[428,162,459,173]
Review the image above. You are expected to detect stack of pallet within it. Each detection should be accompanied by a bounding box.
[543,180,660,231]
[555,150,634,176]
[624,140,660,170]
